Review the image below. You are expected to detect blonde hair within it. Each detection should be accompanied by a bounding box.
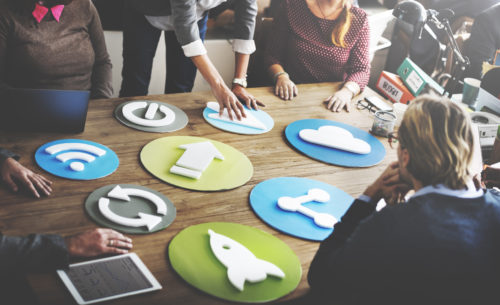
[331,0,352,48]
[398,95,474,189]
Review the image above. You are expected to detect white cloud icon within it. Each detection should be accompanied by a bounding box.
[299,125,371,154]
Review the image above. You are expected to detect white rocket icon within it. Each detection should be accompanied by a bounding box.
[208,229,285,291]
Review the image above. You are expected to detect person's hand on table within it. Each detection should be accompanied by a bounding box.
[212,83,246,121]
[275,74,298,101]
[363,162,412,205]
[325,87,354,112]
[65,228,133,257]
[232,85,266,110]
[1,157,52,198]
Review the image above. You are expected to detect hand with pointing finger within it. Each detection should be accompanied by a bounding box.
[1,157,52,198]
[212,83,246,121]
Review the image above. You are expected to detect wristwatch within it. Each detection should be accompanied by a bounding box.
[232,77,247,88]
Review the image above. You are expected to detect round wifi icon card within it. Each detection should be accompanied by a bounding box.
[35,139,119,180]
[250,177,354,241]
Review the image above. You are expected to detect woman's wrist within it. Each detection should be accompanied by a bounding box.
[273,71,289,84]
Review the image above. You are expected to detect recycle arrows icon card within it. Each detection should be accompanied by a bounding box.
[85,184,176,234]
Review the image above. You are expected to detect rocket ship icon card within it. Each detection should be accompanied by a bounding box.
[168,222,301,302]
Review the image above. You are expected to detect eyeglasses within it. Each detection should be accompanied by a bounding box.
[388,131,398,149]
[356,99,377,113]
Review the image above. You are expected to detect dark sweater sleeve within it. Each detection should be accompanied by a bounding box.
[0,4,11,93]
[88,2,113,99]
[233,0,257,40]
[263,0,289,71]
[0,148,20,166]
[0,233,69,273]
[308,198,376,288]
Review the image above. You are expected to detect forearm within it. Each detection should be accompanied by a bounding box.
[192,54,227,89]
[268,64,287,83]
[0,233,69,273]
[234,53,250,79]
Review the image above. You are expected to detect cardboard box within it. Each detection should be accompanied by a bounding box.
[376,71,415,104]
[397,57,445,96]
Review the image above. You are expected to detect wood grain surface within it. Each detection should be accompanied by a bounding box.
[0,83,396,305]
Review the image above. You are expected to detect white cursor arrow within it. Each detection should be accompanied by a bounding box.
[122,101,176,127]
[169,141,224,179]
[98,198,163,231]
[107,185,167,215]
[206,102,267,130]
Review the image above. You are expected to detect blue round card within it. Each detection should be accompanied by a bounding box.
[250,177,354,241]
[35,139,119,180]
[285,119,386,167]
[203,102,274,134]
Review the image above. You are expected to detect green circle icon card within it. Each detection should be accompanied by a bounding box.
[85,184,176,234]
[140,136,253,191]
[168,222,302,303]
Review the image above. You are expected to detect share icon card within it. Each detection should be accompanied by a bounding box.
[203,102,274,135]
[85,184,176,234]
[250,177,354,241]
[35,139,119,180]
[114,100,188,133]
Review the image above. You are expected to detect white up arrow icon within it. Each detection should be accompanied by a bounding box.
[169,141,224,179]
[98,185,167,231]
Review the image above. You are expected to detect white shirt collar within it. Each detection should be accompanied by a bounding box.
[412,181,483,199]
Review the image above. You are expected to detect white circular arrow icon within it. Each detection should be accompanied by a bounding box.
[122,101,176,127]
[98,185,167,231]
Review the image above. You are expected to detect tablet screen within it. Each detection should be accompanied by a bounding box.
[58,253,161,304]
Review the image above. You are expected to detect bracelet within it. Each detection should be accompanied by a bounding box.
[273,71,289,84]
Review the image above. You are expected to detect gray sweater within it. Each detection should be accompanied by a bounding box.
[0,0,112,99]
[128,0,257,47]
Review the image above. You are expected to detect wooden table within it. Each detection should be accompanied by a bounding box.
[0,83,396,305]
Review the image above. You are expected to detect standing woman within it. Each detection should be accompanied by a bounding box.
[0,0,113,99]
[264,0,370,112]
[120,0,263,120]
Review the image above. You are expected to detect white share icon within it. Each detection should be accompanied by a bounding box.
[277,189,337,229]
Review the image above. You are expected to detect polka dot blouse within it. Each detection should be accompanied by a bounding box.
[264,0,371,89]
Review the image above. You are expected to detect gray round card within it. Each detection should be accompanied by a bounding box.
[85,184,176,234]
[114,100,188,133]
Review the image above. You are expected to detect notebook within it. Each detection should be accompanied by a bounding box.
[0,88,90,133]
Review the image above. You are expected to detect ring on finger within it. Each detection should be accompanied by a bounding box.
[108,239,114,247]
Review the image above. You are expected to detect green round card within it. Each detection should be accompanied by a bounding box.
[168,222,302,303]
[85,184,176,234]
[140,136,253,191]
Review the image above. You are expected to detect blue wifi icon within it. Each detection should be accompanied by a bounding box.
[35,139,119,180]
